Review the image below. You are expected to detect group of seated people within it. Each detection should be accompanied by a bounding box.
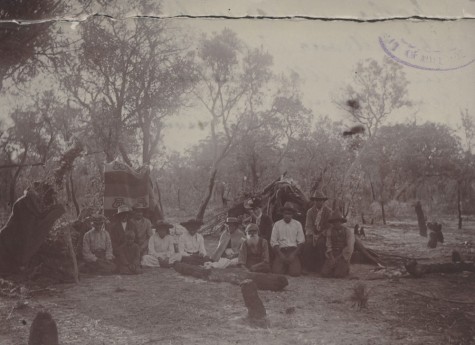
[81,189,355,279]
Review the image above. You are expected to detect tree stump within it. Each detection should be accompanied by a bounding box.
[240,279,267,326]
[414,201,427,237]
[28,311,59,345]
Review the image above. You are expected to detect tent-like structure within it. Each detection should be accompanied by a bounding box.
[103,160,163,224]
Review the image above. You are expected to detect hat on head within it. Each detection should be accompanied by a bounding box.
[328,209,347,223]
[225,217,239,224]
[91,213,107,224]
[310,189,328,201]
[116,205,132,215]
[132,203,148,210]
[155,220,174,230]
[243,197,261,210]
[180,218,203,230]
[245,223,259,233]
[281,202,297,214]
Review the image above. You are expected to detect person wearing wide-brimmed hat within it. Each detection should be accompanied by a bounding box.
[178,219,209,265]
[321,209,355,278]
[142,221,181,268]
[270,202,305,277]
[238,223,271,273]
[302,189,333,273]
[82,214,116,275]
[210,217,245,262]
[107,204,137,258]
[131,204,153,257]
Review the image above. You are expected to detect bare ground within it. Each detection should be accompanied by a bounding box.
[1,218,474,345]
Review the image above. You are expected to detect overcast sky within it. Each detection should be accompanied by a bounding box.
[2,1,474,154]
[162,15,474,151]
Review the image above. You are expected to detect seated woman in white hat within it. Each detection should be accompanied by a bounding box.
[142,221,181,268]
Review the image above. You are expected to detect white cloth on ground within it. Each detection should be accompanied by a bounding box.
[203,257,239,269]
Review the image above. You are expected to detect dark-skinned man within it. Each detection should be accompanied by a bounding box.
[107,205,137,258]
[302,190,332,274]
[270,202,305,277]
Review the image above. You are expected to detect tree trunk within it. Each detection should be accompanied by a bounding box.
[196,168,218,221]
[118,142,133,167]
[368,178,376,202]
[9,145,29,207]
[414,201,427,237]
[361,213,366,225]
[63,225,79,284]
[241,279,267,324]
[69,172,80,217]
[177,187,181,210]
[381,200,386,225]
[457,180,462,230]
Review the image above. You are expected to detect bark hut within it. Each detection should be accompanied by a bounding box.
[241,279,267,325]
[414,201,427,237]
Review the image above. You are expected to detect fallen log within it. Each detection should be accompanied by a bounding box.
[404,260,475,278]
[209,268,288,291]
[173,262,210,280]
[173,263,288,291]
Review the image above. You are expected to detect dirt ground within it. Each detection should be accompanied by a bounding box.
[1,218,474,345]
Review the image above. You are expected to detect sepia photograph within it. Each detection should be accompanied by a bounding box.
[0,1,474,344]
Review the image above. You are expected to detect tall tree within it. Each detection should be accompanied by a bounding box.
[0,0,66,91]
[193,28,273,220]
[61,7,195,164]
[337,56,412,137]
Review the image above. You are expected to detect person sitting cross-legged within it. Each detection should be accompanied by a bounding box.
[141,221,181,268]
[270,202,305,277]
[210,217,245,262]
[321,209,355,279]
[238,224,271,273]
[178,219,210,266]
[205,217,245,269]
[116,231,142,275]
[81,214,116,275]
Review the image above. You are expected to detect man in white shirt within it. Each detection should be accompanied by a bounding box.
[178,219,210,265]
[142,221,181,268]
[270,202,305,277]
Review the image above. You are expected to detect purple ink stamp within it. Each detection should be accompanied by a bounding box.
[379,33,475,71]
